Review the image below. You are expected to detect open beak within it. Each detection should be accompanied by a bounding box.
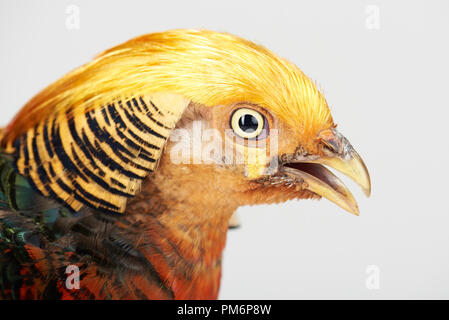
[280,128,371,215]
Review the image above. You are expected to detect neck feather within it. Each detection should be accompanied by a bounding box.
[125,164,236,299]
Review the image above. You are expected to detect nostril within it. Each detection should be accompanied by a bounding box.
[320,138,339,153]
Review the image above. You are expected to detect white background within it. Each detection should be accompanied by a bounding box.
[1,0,448,299]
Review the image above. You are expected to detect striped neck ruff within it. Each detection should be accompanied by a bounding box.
[11,93,189,213]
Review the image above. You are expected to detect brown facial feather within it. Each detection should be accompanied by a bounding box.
[157,102,320,210]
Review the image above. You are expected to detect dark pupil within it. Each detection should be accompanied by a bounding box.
[238,114,259,133]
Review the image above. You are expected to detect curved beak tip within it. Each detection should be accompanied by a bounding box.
[300,128,372,215]
[363,184,371,198]
[355,154,371,198]
[351,204,360,216]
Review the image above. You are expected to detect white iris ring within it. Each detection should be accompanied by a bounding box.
[231,108,264,139]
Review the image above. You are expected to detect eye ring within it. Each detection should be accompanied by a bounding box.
[230,108,267,140]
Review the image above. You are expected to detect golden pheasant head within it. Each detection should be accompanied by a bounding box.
[1,29,370,216]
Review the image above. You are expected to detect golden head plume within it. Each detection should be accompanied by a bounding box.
[2,29,333,147]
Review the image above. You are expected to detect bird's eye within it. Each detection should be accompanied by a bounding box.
[230,108,267,139]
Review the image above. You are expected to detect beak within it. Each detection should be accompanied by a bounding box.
[280,128,371,215]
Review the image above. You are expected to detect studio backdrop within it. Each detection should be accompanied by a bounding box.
[0,0,448,299]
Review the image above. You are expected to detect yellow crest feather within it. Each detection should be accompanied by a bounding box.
[3,29,332,147]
